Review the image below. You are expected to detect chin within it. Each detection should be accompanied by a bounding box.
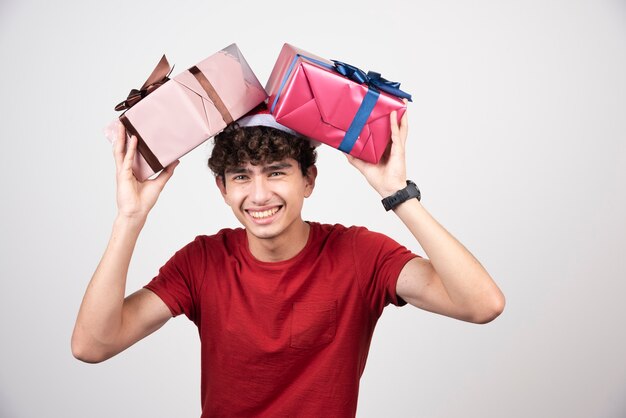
[245,222,287,240]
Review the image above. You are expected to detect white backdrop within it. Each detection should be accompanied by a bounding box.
[1,0,625,417]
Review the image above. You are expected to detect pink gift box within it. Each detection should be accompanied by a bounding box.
[107,44,267,181]
[265,43,410,164]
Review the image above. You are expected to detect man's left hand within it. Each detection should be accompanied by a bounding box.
[346,101,410,198]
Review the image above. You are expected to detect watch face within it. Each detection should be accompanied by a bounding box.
[406,181,420,201]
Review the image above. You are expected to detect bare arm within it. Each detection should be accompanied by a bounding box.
[347,106,505,323]
[393,202,504,323]
[71,122,179,363]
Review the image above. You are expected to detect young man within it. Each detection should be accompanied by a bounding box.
[72,108,505,417]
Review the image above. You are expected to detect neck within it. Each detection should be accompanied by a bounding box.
[247,220,310,262]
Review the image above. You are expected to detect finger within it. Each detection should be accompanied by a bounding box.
[153,160,179,188]
[345,153,368,173]
[122,134,138,171]
[399,106,409,143]
[113,121,126,169]
[389,110,399,142]
[345,153,359,168]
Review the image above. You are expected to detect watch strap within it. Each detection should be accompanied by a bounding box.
[381,180,421,211]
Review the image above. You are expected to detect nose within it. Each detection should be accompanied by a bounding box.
[250,175,272,205]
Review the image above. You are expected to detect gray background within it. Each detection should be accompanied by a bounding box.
[1,0,625,417]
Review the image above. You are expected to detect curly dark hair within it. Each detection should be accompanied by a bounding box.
[208,123,317,178]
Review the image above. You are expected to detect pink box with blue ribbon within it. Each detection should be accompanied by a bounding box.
[265,43,411,164]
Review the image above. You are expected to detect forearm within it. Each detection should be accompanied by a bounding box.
[72,215,146,356]
[393,198,504,318]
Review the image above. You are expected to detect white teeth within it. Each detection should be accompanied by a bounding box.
[249,207,280,219]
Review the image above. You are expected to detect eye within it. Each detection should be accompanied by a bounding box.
[269,171,285,177]
[232,174,249,181]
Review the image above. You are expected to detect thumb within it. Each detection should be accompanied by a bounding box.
[346,153,366,172]
[153,160,180,188]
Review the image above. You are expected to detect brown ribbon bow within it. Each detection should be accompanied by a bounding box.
[113,54,235,176]
[114,55,173,111]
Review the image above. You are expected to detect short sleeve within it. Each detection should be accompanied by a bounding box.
[351,227,418,316]
[143,236,207,322]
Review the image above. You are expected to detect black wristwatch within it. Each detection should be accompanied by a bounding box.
[381,180,421,211]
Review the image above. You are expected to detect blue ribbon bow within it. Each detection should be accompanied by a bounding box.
[331,60,412,102]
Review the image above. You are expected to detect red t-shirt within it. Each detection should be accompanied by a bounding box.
[144,222,417,417]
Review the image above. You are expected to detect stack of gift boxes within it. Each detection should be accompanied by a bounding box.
[108,43,411,181]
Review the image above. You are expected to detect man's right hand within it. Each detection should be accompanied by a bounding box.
[113,121,179,220]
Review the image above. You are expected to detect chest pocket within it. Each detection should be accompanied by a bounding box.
[290,300,337,349]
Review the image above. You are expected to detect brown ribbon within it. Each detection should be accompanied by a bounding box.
[115,55,173,111]
[189,66,234,125]
[120,114,164,173]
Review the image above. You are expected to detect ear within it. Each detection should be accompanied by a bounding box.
[215,176,228,201]
[303,165,317,198]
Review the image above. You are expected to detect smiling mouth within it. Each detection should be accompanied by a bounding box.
[247,206,282,220]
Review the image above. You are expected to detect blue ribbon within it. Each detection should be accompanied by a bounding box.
[270,54,411,155]
[340,86,380,154]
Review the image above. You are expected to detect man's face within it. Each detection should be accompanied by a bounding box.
[217,158,316,241]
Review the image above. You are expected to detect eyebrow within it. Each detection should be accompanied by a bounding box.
[225,162,294,175]
[224,167,251,175]
[262,162,293,173]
